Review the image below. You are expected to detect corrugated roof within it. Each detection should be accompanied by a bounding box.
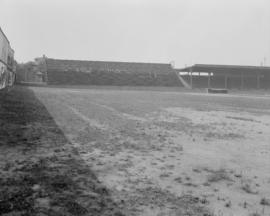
[177,64,270,73]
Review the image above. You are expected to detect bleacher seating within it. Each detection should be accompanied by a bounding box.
[45,58,182,86]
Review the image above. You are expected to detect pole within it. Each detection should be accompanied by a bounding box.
[208,72,211,88]
[225,75,228,89]
[257,72,260,89]
[190,68,193,89]
[241,72,244,90]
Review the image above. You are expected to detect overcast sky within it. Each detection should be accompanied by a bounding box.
[1,0,270,67]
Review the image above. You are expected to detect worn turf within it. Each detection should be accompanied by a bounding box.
[0,87,125,216]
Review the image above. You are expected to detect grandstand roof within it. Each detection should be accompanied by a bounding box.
[178,64,270,74]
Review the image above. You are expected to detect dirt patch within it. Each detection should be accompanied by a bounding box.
[29,86,270,216]
[205,169,232,183]
[225,116,260,123]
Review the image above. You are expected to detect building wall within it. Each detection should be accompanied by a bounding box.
[0,32,8,65]
[0,28,15,89]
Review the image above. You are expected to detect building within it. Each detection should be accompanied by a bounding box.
[0,27,15,89]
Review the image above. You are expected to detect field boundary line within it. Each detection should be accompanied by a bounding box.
[68,105,110,130]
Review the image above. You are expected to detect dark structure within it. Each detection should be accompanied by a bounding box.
[36,57,182,86]
[16,61,44,83]
[0,27,16,89]
[177,64,270,89]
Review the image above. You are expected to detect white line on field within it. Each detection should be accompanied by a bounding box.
[92,102,147,122]
[68,105,109,130]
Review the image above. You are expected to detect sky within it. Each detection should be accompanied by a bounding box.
[1,0,270,67]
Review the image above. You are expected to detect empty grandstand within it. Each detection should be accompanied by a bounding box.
[18,57,270,90]
[34,57,182,86]
[177,64,270,89]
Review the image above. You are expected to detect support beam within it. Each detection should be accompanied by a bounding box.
[257,73,260,89]
[208,72,211,88]
[225,75,228,89]
[190,68,193,89]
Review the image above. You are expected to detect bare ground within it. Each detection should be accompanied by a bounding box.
[1,86,270,216]
[0,87,124,216]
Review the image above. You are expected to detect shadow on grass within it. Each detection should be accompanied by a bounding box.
[0,86,124,216]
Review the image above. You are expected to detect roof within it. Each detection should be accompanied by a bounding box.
[45,58,174,74]
[177,64,270,74]
[0,27,10,44]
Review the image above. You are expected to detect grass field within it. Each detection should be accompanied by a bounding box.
[1,86,270,216]
[30,86,270,216]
